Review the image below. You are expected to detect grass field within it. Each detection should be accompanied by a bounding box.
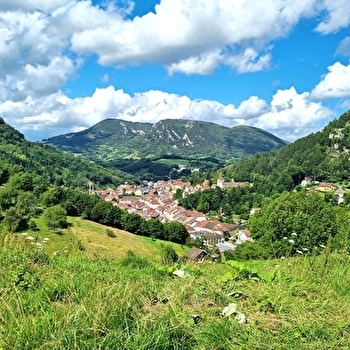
[19,216,189,263]
[1,219,350,349]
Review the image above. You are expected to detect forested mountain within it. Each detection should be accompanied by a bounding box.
[0,118,137,188]
[223,110,350,195]
[44,118,287,164]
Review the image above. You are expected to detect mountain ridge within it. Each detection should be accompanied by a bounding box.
[44,118,288,164]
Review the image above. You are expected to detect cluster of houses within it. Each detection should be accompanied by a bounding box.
[94,177,253,254]
[301,178,346,204]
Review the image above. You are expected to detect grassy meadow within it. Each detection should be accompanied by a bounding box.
[1,219,350,349]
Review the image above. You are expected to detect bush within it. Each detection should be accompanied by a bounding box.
[230,242,269,261]
[161,246,179,265]
[106,229,116,238]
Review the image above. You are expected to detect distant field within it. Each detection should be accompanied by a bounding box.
[154,158,191,166]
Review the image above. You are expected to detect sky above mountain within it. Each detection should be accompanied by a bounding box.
[1,0,350,142]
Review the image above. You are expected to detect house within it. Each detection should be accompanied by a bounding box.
[184,247,208,261]
[317,182,335,192]
[235,230,253,245]
[301,177,312,186]
[216,173,248,189]
[335,187,345,204]
[202,232,225,246]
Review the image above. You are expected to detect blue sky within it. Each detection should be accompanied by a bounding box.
[1,0,350,142]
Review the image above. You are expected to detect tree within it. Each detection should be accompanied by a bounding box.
[43,205,68,231]
[0,185,13,211]
[90,201,122,228]
[16,192,38,216]
[41,186,65,207]
[163,221,189,244]
[147,219,165,239]
[249,192,339,258]
[3,207,26,233]
[122,212,144,234]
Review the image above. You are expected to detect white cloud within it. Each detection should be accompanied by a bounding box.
[224,48,272,73]
[68,0,322,74]
[0,0,349,143]
[0,85,333,142]
[0,0,73,13]
[167,50,223,76]
[252,87,334,140]
[315,0,350,34]
[336,37,350,56]
[311,62,350,99]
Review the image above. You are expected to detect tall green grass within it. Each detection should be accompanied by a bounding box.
[1,232,350,349]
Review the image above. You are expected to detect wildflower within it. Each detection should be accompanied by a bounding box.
[320,244,326,248]
[43,237,49,243]
[26,236,35,241]
[283,237,287,240]
[296,250,303,254]
[288,239,295,244]
[36,243,43,248]
[21,232,28,236]
[302,248,309,251]
[291,232,297,237]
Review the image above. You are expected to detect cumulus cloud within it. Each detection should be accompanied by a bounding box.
[0,85,333,142]
[252,87,334,140]
[0,0,349,142]
[70,0,318,73]
[0,0,73,13]
[311,62,350,99]
[315,0,350,34]
[63,0,350,75]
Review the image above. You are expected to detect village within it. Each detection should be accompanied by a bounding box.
[89,173,346,257]
[91,174,254,254]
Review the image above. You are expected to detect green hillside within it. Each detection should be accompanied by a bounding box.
[223,110,350,194]
[0,117,137,188]
[1,233,350,349]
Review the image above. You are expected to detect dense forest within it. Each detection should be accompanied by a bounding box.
[223,110,350,196]
[0,118,137,188]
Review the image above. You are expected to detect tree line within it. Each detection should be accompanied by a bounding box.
[0,166,188,244]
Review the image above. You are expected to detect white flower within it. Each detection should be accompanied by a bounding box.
[296,250,303,254]
[36,243,43,248]
[283,237,287,240]
[302,248,309,251]
[320,244,326,248]
[288,239,295,244]
[291,232,297,236]
[21,232,28,236]
[26,236,35,241]
[43,238,49,243]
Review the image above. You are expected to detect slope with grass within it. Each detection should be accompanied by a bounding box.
[14,215,189,262]
[1,232,349,349]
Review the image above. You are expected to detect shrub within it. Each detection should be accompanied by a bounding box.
[106,229,116,238]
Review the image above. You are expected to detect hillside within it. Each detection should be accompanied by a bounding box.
[1,232,350,349]
[0,118,137,188]
[223,110,350,194]
[44,118,287,166]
